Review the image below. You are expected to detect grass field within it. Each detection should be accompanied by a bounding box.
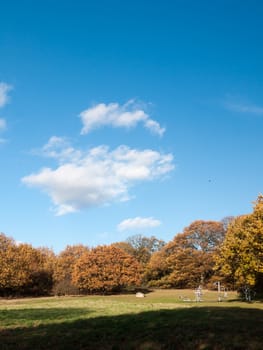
[0,289,263,349]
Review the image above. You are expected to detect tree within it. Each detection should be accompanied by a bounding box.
[53,244,89,295]
[144,243,173,288]
[215,195,263,293]
[181,220,226,253]
[146,220,225,288]
[112,241,135,257]
[15,243,53,295]
[72,245,142,294]
[221,216,235,231]
[0,233,54,296]
[0,233,21,294]
[114,235,165,266]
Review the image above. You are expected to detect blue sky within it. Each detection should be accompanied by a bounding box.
[1,0,263,252]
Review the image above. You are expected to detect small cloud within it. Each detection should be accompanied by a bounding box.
[53,204,77,216]
[117,216,162,231]
[0,82,12,108]
[38,136,82,163]
[224,97,263,116]
[80,100,165,136]
[144,119,165,136]
[0,82,12,146]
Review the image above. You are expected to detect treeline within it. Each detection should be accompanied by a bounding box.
[1,195,263,297]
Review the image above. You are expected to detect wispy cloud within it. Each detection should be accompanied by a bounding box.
[80,100,165,136]
[224,98,263,116]
[0,82,12,108]
[22,138,174,216]
[0,118,7,131]
[117,216,161,231]
[0,119,7,144]
[0,82,12,145]
[36,136,82,163]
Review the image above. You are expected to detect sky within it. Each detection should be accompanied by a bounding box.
[1,0,263,252]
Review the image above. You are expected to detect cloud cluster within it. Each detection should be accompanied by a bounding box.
[117,216,161,231]
[80,100,165,136]
[22,137,174,216]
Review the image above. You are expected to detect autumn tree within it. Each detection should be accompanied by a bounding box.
[114,235,165,266]
[146,220,225,288]
[112,241,135,257]
[72,245,142,294]
[215,195,263,293]
[144,245,172,287]
[53,244,89,295]
[15,243,54,295]
[221,216,235,231]
[0,233,54,296]
[38,246,56,279]
[0,233,20,295]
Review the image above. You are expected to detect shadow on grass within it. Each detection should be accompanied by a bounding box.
[1,306,263,350]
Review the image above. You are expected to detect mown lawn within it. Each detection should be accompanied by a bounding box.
[0,289,262,349]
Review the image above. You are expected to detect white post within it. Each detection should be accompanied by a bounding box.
[218,281,221,302]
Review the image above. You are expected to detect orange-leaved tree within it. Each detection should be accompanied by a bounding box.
[53,244,89,295]
[146,220,225,288]
[0,233,54,296]
[215,195,263,292]
[72,245,143,294]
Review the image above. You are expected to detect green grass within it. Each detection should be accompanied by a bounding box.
[0,290,263,349]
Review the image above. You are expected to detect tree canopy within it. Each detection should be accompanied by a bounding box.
[0,233,53,296]
[146,220,225,288]
[216,195,263,291]
[72,245,143,294]
[114,234,165,266]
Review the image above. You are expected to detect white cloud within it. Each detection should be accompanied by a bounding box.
[224,99,263,115]
[80,100,165,136]
[0,82,12,108]
[117,216,161,231]
[38,136,82,163]
[0,118,7,131]
[22,138,174,216]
